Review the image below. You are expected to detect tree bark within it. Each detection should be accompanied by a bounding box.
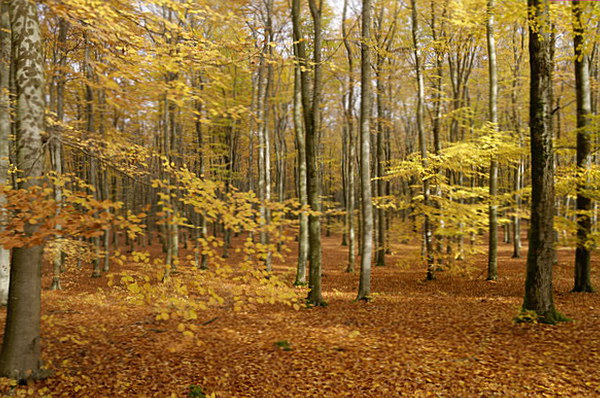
[486,0,498,281]
[342,0,356,273]
[572,0,594,293]
[357,0,373,300]
[0,1,11,304]
[293,65,308,285]
[0,0,47,380]
[523,0,564,324]
[293,0,324,306]
[411,0,434,280]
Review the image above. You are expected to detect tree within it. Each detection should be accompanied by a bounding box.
[293,0,325,306]
[0,0,48,380]
[486,0,498,281]
[411,0,434,280]
[293,65,309,285]
[0,0,10,305]
[572,0,594,293]
[342,0,356,274]
[357,0,373,300]
[522,0,565,324]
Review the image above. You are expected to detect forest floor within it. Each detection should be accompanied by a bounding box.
[1,233,600,397]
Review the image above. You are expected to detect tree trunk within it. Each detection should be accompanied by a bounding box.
[293,66,308,285]
[0,0,47,380]
[293,0,324,306]
[572,1,594,293]
[342,0,356,273]
[411,0,434,280]
[523,0,565,324]
[50,18,68,290]
[486,0,498,281]
[357,0,373,300]
[0,2,11,303]
[375,62,385,267]
[257,5,273,271]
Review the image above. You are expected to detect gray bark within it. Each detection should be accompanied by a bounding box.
[342,0,356,273]
[0,1,11,304]
[292,0,324,306]
[50,18,68,290]
[357,0,373,300]
[0,0,47,380]
[411,0,434,280]
[293,66,308,285]
[572,0,594,292]
[486,0,498,281]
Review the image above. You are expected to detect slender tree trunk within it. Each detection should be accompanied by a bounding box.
[50,18,68,290]
[0,2,11,303]
[512,160,523,258]
[523,0,565,324]
[572,0,594,292]
[486,0,499,281]
[293,66,308,285]
[293,0,324,305]
[84,39,102,279]
[342,0,356,273]
[511,25,525,259]
[306,0,324,305]
[357,0,373,300]
[194,76,208,270]
[0,0,47,380]
[257,7,273,271]
[375,64,385,267]
[411,0,434,280]
[431,0,445,265]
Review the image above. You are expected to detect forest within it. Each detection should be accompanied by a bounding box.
[0,0,599,396]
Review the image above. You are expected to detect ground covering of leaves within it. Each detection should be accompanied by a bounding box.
[1,234,600,397]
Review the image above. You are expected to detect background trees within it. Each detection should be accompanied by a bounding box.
[0,0,599,383]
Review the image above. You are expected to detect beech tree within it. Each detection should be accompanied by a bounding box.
[357,0,373,300]
[486,0,498,281]
[0,0,10,305]
[0,0,47,380]
[411,0,434,280]
[572,0,594,293]
[522,0,565,324]
[292,0,324,306]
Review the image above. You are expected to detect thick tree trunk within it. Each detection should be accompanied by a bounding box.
[572,1,594,293]
[523,0,565,324]
[0,0,47,380]
[357,0,373,300]
[486,0,498,281]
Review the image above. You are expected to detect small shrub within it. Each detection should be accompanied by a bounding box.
[188,384,206,398]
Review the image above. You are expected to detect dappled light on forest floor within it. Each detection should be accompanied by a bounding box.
[0,234,599,397]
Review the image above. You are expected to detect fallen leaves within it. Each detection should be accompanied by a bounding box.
[0,235,598,397]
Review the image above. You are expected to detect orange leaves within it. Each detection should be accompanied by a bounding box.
[0,174,143,249]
